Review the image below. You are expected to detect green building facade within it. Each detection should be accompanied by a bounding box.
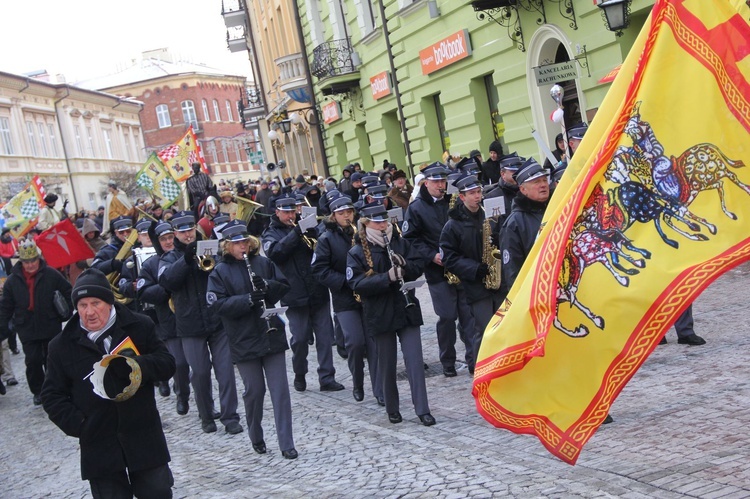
[297,0,654,178]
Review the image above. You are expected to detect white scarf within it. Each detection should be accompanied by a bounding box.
[83,306,117,353]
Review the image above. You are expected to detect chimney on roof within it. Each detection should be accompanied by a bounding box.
[142,48,173,63]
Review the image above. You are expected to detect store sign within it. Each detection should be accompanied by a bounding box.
[370,71,392,100]
[322,101,342,124]
[420,30,472,75]
[533,61,579,86]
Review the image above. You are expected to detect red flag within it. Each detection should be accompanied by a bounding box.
[35,218,95,268]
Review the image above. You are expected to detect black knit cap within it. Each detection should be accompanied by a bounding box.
[72,268,115,307]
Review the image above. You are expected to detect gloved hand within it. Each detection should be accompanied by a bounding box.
[183,241,198,264]
[490,232,499,248]
[251,274,267,291]
[293,224,303,236]
[304,227,318,239]
[476,263,490,279]
[387,265,404,282]
[63,199,69,209]
[103,356,136,399]
[111,258,123,272]
[250,289,267,304]
[390,252,406,267]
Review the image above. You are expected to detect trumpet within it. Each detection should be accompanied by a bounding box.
[291,219,317,251]
[197,253,216,272]
[243,252,276,334]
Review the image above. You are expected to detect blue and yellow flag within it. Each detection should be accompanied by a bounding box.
[473,0,750,465]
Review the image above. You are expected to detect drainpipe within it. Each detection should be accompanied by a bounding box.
[377,0,414,178]
[53,85,80,210]
[292,2,330,178]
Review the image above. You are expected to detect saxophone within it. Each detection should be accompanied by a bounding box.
[107,230,138,304]
[444,193,461,285]
[482,208,502,291]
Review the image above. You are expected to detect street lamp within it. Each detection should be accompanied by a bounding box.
[597,0,631,36]
[277,119,292,134]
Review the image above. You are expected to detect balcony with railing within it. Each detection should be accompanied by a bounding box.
[221,0,246,28]
[226,25,248,53]
[311,38,360,95]
[275,52,311,103]
[238,86,264,129]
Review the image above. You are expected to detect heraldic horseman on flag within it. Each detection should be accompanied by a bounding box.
[473,0,750,464]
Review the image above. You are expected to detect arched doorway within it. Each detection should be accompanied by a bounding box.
[526,25,587,161]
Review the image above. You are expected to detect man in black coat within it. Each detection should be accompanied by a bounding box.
[499,158,550,295]
[91,215,135,276]
[440,174,503,367]
[0,238,72,405]
[403,163,475,376]
[262,195,344,392]
[159,211,242,435]
[41,268,175,498]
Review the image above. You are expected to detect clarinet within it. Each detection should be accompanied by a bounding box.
[381,230,415,309]
[242,252,277,334]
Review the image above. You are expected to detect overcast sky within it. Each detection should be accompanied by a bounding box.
[1,0,252,83]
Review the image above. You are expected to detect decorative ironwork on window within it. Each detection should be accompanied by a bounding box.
[311,38,357,79]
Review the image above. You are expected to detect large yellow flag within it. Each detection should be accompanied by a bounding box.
[473,0,750,465]
[0,175,46,238]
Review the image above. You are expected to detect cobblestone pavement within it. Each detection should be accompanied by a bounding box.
[2,263,750,498]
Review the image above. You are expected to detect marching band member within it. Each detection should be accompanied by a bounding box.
[116,219,152,313]
[262,195,344,393]
[347,202,435,426]
[139,221,192,415]
[91,216,135,276]
[207,220,298,459]
[311,196,382,404]
[403,163,476,376]
[440,174,503,370]
[158,210,242,435]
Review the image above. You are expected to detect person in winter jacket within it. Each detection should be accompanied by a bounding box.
[262,195,344,393]
[499,158,550,295]
[403,163,476,375]
[0,228,18,274]
[138,221,191,415]
[440,174,503,369]
[207,220,298,459]
[311,196,382,404]
[158,211,242,435]
[0,238,72,405]
[41,268,175,497]
[347,202,435,427]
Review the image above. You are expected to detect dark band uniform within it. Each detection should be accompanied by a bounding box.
[158,211,240,431]
[207,221,297,457]
[138,221,191,415]
[499,158,549,295]
[403,162,475,374]
[262,195,341,391]
[347,203,433,425]
[91,215,133,275]
[311,196,381,402]
[440,174,503,366]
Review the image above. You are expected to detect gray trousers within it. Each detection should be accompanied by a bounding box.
[1,340,15,381]
[470,294,503,367]
[375,326,430,417]
[181,330,239,425]
[165,337,190,404]
[333,313,345,349]
[286,305,336,385]
[236,351,295,452]
[673,304,695,339]
[428,280,477,370]
[337,309,381,398]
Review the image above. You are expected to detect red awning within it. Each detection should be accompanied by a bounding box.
[598,64,622,84]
